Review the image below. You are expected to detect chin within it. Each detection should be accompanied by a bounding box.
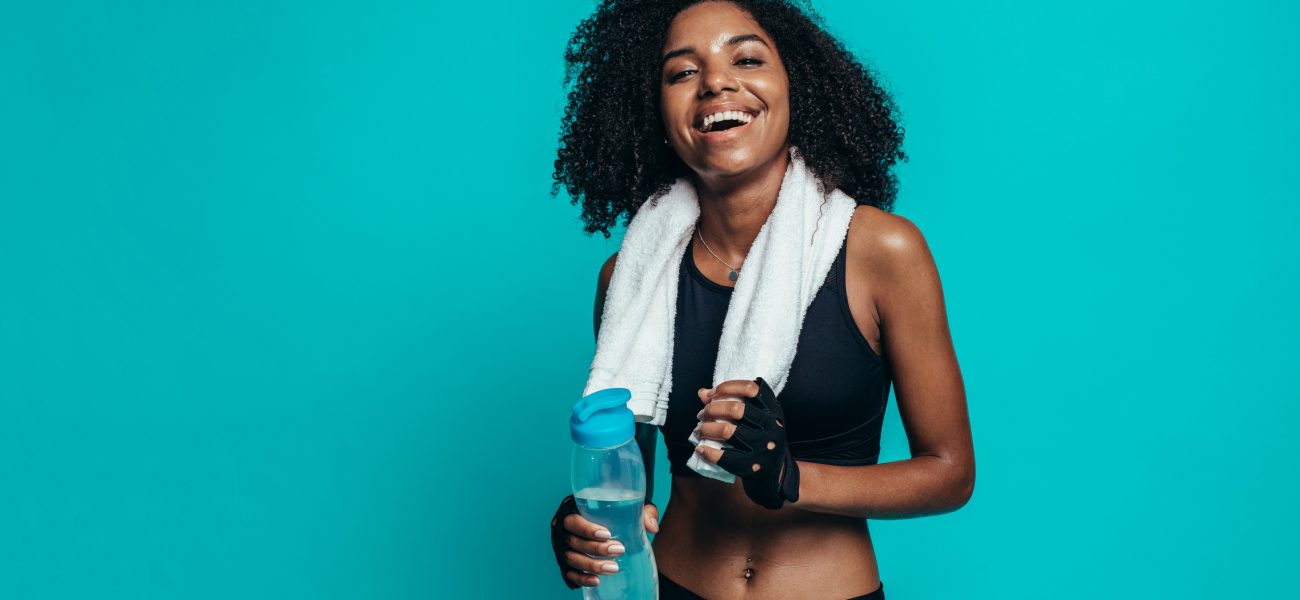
[694,148,767,178]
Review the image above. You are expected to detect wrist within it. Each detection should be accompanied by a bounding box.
[781,453,801,504]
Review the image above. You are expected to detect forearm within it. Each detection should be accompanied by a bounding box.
[634,423,657,504]
[791,455,973,519]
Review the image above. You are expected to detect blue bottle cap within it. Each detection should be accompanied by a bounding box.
[570,388,634,448]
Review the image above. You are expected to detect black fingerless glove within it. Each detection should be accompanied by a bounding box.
[716,377,800,510]
[549,494,581,590]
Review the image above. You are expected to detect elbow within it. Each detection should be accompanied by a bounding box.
[954,476,974,510]
[942,458,975,513]
[951,465,975,511]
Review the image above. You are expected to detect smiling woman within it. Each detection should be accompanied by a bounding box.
[548,2,973,599]
[552,0,906,239]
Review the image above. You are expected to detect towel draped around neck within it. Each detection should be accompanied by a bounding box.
[583,146,858,483]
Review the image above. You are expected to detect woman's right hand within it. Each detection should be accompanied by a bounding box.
[552,497,661,588]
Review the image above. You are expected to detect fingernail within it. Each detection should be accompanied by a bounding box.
[608,543,625,555]
[593,529,611,540]
[650,517,659,529]
[602,562,619,573]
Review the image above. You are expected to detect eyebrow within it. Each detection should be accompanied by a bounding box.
[662,34,769,65]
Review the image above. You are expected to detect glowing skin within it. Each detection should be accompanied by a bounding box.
[660,1,791,194]
[565,4,973,598]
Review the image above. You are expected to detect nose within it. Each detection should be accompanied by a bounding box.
[698,65,738,98]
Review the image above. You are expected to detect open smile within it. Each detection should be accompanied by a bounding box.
[693,109,758,141]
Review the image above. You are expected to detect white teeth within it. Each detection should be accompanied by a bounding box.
[700,110,754,131]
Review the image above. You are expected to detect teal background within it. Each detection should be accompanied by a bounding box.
[2,1,1297,598]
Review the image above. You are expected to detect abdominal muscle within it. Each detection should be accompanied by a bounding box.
[652,473,880,600]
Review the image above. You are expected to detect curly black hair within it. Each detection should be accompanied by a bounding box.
[552,0,907,237]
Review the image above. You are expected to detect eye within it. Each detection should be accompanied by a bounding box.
[668,69,696,83]
[737,57,763,66]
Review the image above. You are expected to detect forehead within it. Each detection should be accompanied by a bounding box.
[662,2,771,51]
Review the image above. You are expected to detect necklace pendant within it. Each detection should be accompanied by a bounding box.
[728,270,739,282]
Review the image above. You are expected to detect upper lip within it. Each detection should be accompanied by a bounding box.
[693,103,759,130]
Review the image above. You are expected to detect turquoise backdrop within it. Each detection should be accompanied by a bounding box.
[2,1,1297,598]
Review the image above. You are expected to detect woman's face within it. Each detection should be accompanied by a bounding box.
[660,2,790,182]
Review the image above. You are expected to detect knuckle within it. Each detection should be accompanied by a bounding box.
[562,514,584,533]
[566,550,597,571]
[566,570,596,588]
[567,534,587,551]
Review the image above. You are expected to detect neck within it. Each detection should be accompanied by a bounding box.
[693,147,790,263]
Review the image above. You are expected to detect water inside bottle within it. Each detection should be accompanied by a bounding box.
[575,487,658,599]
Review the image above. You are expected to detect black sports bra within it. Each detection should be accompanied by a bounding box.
[661,237,893,476]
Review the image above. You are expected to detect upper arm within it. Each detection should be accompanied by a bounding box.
[859,213,974,487]
[593,251,658,479]
[594,252,618,341]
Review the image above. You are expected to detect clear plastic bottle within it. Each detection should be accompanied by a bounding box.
[570,388,659,600]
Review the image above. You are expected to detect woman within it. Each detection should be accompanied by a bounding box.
[549,1,974,598]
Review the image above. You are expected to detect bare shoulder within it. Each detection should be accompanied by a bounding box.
[847,205,937,279]
[594,252,619,336]
[597,252,619,294]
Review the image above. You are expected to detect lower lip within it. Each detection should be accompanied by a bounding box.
[694,116,756,142]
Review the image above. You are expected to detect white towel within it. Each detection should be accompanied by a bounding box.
[583,147,858,483]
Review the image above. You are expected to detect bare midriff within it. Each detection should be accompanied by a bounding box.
[652,473,880,600]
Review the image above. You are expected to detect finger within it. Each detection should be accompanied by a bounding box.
[711,379,761,400]
[739,402,777,431]
[730,419,777,451]
[697,387,712,404]
[717,447,762,476]
[564,569,601,588]
[696,421,738,442]
[567,534,626,557]
[697,398,745,422]
[643,503,660,534]
[562,513,612,541]
[694,443,724,464]
[565,550,620,576]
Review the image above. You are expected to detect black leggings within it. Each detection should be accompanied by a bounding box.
[659,571,885,599]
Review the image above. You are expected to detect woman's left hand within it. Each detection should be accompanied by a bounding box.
[693,377,800,509]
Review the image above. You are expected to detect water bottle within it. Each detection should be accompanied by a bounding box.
[570,388,659,599]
